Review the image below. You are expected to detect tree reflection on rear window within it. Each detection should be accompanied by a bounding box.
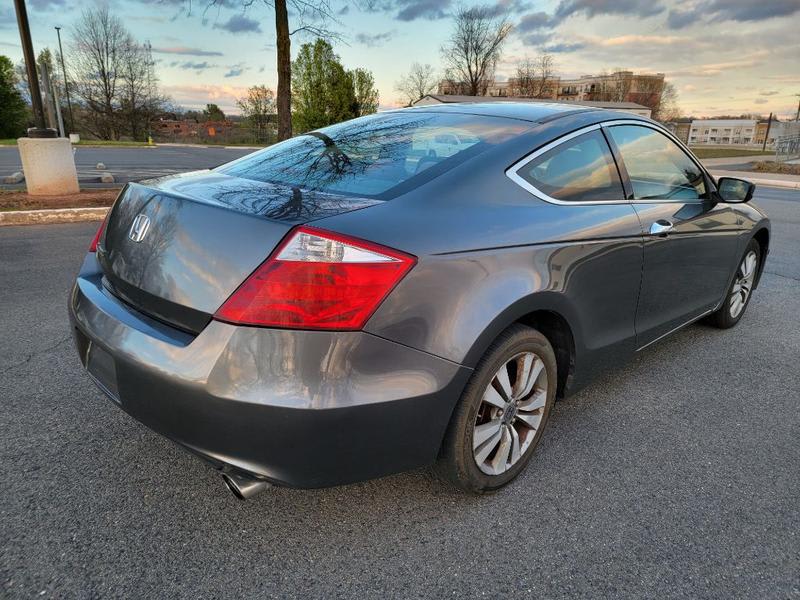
[216,112,530,199]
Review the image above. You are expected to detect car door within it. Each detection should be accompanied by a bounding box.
[506,127,645,380]
[604,123,742,348]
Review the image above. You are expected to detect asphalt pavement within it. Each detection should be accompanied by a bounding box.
[1,187,798,598]
[0,145,254,187]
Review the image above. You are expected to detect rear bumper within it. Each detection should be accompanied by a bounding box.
[69,254,470,488]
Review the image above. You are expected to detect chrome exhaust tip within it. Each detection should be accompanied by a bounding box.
[222,472,271,500]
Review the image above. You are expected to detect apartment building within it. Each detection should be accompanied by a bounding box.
[688,120,757,145]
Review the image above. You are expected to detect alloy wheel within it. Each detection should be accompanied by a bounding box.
[730,250,757,318]
[473,351,548,476]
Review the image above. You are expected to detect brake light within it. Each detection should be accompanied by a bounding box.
[88,214,109,252]
[214,226,416,330]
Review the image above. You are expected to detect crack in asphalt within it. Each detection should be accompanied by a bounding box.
[0,334,73,377]
[763,269,800,282]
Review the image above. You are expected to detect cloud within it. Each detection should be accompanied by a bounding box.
[395,0,451,21]
[177,61,217,71]
[753,98,769,105]
[152,46,224,57]
[355,31,395,46]
[668,0,800,29]
[516,11,557,45]
[161,83,249,114]
[520,31,555,46]
[598,34,688,46]
[544,42,586,53]
[516,0,663,46]
[666,8,696,28]
[708,0,800,22]
[759,90,780,96]
[224,63,247,78]
[553,0,665,21]
[517,11,554,32]
[484,0,532,17]
[27,0,66,10]
[213,14,263,34]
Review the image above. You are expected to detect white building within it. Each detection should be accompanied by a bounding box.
[688,119,757,145]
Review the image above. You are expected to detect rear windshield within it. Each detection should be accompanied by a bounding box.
[216,112,530,199]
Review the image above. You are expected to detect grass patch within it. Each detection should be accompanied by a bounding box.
[75,140,154,147]
[0,139,154,147]
[690,147,773,159]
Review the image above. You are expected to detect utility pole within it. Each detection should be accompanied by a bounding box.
[794,94,800,122]
[55,26,75,134]
[762,112,773,152]
[13,0,56,137]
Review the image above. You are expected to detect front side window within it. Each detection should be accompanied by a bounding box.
[608,125,707,200]
[516,130,624,202]
[217,113,529,199]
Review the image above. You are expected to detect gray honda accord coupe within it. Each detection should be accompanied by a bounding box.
[69,103,770,497]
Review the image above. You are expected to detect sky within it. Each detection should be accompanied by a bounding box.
[1,0,799,119]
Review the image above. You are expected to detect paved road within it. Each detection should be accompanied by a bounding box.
[1,188,798,598]
[0,145,254,186]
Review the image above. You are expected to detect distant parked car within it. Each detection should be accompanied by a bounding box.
[70,103,770,497]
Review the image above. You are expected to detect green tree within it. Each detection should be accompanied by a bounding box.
[292,39,378,132]
[236,85,276,142]
[202,103,226,121]
[350,68,379,117]
[0,56,28,138]
[292,39,353,132]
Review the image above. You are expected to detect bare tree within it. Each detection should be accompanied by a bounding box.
[510,53,555,98]
[642,79,680,122]
[70,5,130,139]
[512,56,536,97]
[119,40,163,141]
[441,5,512,97]
[395,62,438,106]
[532,53,555,98]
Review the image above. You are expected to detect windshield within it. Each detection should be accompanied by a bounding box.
[216,112,530,199]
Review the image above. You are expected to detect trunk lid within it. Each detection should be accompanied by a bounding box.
[97,171,381,333]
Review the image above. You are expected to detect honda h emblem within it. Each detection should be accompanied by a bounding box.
[129,214,150,243]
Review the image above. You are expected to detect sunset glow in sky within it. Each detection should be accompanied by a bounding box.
[2,0,798,119]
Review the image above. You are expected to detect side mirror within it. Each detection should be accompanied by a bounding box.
[717,177,755,203]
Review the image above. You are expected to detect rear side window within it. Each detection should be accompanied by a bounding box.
[516,130,624,202]
[607,125,707,200]
[217,112,529,199]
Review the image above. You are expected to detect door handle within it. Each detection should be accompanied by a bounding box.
[649,220,674,236]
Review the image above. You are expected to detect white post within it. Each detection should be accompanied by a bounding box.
[52,80,65,138]
[17,137,80,195]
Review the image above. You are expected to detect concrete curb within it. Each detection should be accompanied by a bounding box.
[748,177,800,190]
[0,206,109,226]
[709,171,800,190]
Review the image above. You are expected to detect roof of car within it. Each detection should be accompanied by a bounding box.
[401,101,591,123]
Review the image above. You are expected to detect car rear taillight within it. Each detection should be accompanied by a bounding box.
[88,214,109,252]
[214,226,416,330]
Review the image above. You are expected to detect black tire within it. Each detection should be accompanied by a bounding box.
[436,324,557,493]
[707,238,761,329]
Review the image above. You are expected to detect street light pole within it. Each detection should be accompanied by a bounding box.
[55,26,75,134]
[13,0,56,138]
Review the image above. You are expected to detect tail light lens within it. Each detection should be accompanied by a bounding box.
[88,214,109,252]
[214,226,416,330]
